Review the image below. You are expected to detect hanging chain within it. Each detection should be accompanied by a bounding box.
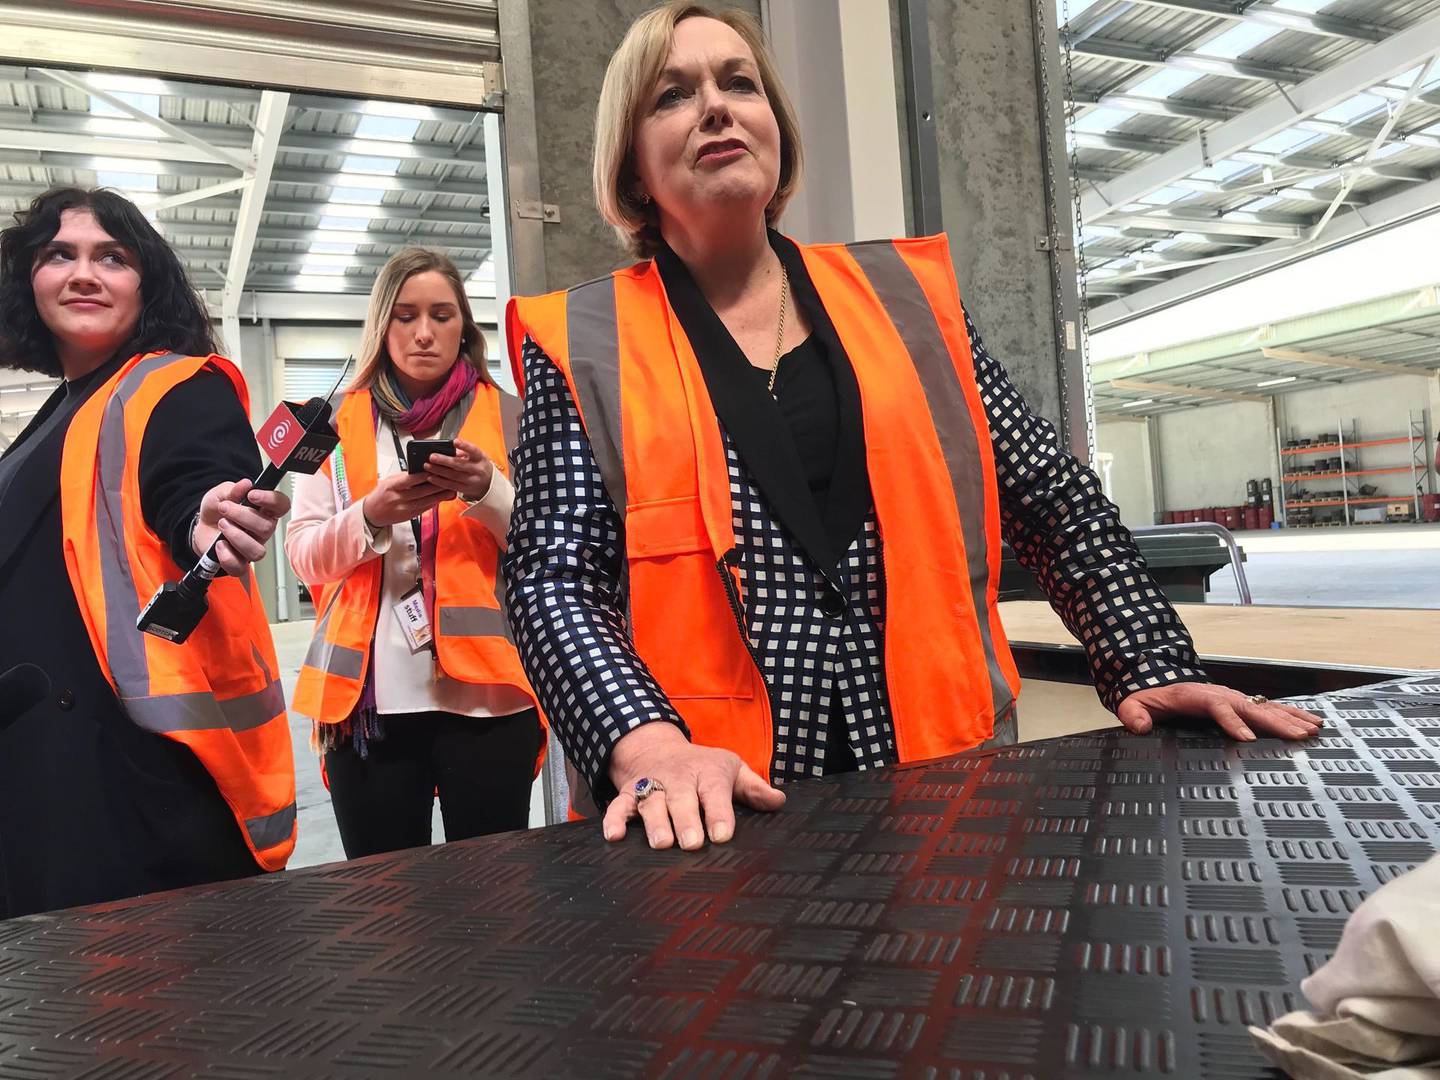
[1035,0,1097,463]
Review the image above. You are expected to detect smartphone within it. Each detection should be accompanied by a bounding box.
[405,438,456,474]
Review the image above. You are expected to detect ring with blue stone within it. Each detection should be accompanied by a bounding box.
[632,777,665,802]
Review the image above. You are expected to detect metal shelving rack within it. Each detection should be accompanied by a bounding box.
[1275,410,1430,527]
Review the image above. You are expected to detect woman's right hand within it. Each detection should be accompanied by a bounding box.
[603,722,786,849]
[361,471,455,528]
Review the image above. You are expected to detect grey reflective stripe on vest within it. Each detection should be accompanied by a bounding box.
[93,353,287,733]
[438,606,511,638]
[844,241,1015,719]
[302,586,365,681]
[498,389,522,458]
[246,801,297,851]
[124,679,286,733]
[564,277,627,516]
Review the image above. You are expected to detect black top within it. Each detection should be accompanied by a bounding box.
[750,335,838,512]
[0,357,263,917]
[654,232,870,573]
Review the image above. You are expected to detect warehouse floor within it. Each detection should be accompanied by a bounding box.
[1206,522,1440,607]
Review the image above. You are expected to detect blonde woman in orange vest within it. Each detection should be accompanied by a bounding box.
[286,248,542,859]
[503,2,1323,851]
[0,187,294,917]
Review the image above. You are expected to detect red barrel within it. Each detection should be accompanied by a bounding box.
[1259,507,1274,529]
[1422,494,1439,522]
[1225,507,1240,529]
[1244,507,1259,530]
[1162,510,1175,524]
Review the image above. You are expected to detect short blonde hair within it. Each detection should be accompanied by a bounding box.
[350,247,492,391]
[593,2,804,258]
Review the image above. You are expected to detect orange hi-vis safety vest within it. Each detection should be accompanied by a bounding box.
[60,351,296,871]
[292,383,541,759]
[507,234,1021,780]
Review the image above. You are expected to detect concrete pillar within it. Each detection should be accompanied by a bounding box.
[921,0,1081,445]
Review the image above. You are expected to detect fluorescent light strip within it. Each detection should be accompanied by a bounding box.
[1257,376,1298,387]
[1121,398,1155,408]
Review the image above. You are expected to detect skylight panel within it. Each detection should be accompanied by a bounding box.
[329,186,386,204]
[1191,159,1253,182]
[1267,0,1331,12]
[1370,142,1409,159]
[341,155,401,176]
[308,241,360,255]
[1201,23,1281,60]
[1318,93,1385,125]
[1129,69,1202,99]
[317,215,371,231]
[87,75,167,95]
[90,90,159,119]
[1141,186,1194,206]
[1074,106,1133,133]
[89,157,164,175]
[1244,195,1284,211]
[354,115,421,142]
[1249,128,1322,156]
[95,170,158,192]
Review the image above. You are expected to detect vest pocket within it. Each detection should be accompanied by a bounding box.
[626,496,753,701]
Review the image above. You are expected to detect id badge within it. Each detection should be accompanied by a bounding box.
[393,585,433,653]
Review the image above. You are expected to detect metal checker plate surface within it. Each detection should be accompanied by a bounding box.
[1,676,1437,1079]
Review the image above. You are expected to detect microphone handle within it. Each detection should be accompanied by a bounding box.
[180,462,287,589]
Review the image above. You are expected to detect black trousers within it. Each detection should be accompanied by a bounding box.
[324,708,542,860]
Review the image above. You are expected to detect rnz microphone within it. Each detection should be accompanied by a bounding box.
[136,397,340,644]
[0,663,51,730]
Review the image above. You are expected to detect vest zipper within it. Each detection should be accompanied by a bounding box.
[715,558,768,683]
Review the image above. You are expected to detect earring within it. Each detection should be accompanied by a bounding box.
[638,191,651,205]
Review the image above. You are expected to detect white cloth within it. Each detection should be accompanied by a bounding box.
[1250,855,1440,1079]
[286,415,530,719]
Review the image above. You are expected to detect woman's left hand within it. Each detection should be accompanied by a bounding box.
[193,478,291,576]
[1116,681,1323,742]
[423,438,495,501]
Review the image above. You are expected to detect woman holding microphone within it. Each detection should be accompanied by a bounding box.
[287,247,542,858]
[0,187,293,916]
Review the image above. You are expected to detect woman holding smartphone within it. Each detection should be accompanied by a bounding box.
[286,247,542,858]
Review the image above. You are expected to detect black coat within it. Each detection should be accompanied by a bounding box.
[0,358,262,917]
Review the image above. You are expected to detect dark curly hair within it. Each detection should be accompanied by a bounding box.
[0,187,215,376]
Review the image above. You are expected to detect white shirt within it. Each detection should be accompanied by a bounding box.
[286,415,531,719]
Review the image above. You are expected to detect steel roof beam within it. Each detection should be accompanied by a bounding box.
[1090,172,1440,327]
[0,127,232,165]
[1072,38,1315,82]
[1099,211,1305,238]
[154,196,489,226]
[1261,346,1437,379]
[1068,89,1240,122]
[222,91,287,321]
[1081,18,1440,222]
[33,68,253,172]
[0,109,488,165]
[1109,377,1268,401]
[1124,0,1387,42]
[0,154,487,195]
[1073,131,1179,155]
[160,221,491,245]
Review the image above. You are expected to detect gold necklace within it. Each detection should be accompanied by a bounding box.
[766,264,790,396]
